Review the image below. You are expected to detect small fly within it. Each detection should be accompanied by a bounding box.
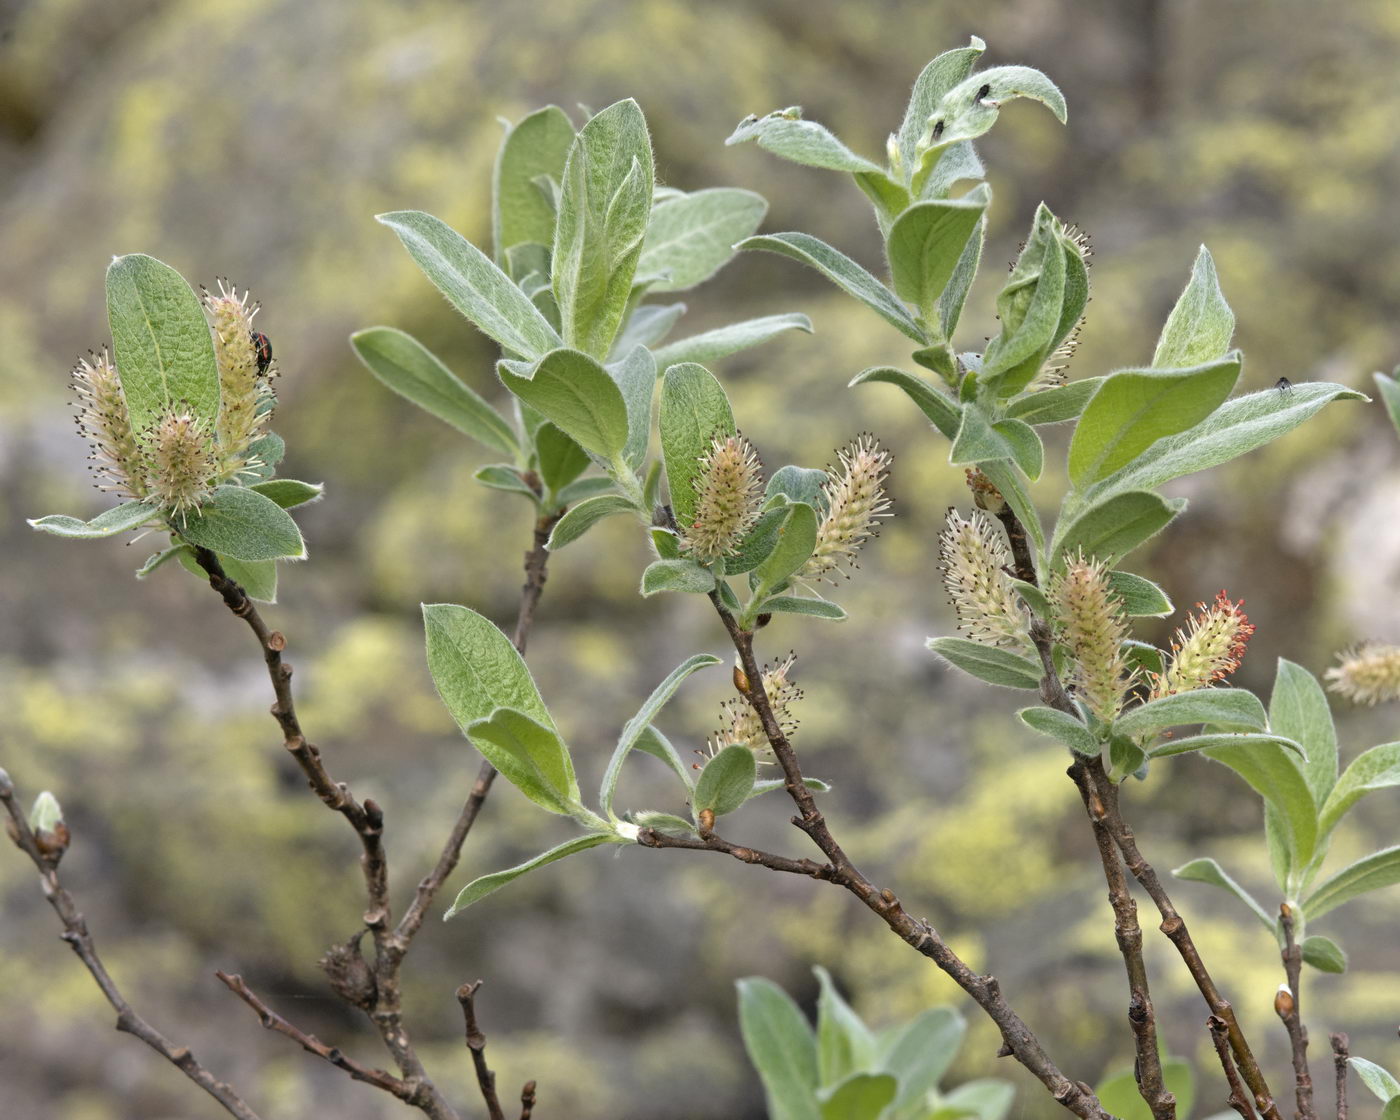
[1275,377,1294,397]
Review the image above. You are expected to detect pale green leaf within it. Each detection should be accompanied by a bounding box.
[814,965,876,1089]
[1204,740,1317,870]
[1053,490,1184,566]
[737,977,820,1120]
[751,502,819,599]
[445,832,621,917]
[762,596,847,622]
[819,1074,897,1120]
[1114,689,1267,739]
[536,422,590,493]
[547,494,637,550]
[639,188,767,292]
[1270,658,1339,806]
[848,366,960,440]
[1017,707,1098,756]
[351,327,517,455]
[726,110,882,174]
[608,344,656,469]
[178,486,306,561]
[660,362,735,529]
[1304,845,1400,919]
[1106,571,1173,617]
[105,253,220,433]
[895,38,986,176]
[422,603,554,735]
[612,302,686,359]
[1149,732,1304,761]
[466,707,579,815]
[694,744,756,818]
[1318,742,1400,839]
[1005,378,1105,425]
[1301,934,1348,973]
[1349,1058,1400,1103]
[378,210,563,359]
[886,198,987,325]
[29,501,161,540]
[498,348,630,460]
[640,558,716,596]
[493,105,575,260]
[928,638,1042,690]
[877,1005,966,1107]
[650,312,813,371]
[250,479,324,509]
[1152,246,1235,369]
[1172,857,1276,932]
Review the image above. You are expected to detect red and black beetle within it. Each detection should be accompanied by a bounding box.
[251,331,273,374]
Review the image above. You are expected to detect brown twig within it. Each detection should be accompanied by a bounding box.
[0,772,261,1120]
[690,588,1115,1120]
[1277,904,1317,1120]
[1329,1033,1349,1120]
[992,496,1281,1120]
[519,1080,537,1120]
[192,546,456,1119]
[456,981,506,1120]
[1069,761,1175,1120]
[1210,1014,1258,1120]
[216,970,414,1100]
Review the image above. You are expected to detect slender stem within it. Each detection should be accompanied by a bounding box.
[991,493,1281,1120]
[1069,761,1175,1120]
[1277,905,1317,1120]
[519,1080,538,1120]
[1210,1014,1259,1120]
[691,589,1115,1120]
[192,547,458,1120]
[1329,1033,1349,1120]
[0,772,261,1120]
[457,981,506,1120]
[217,971,413,1101]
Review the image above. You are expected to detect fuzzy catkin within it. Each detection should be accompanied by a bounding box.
[72,350,147,499]
[801,435,891,582]
[1051,553,1136,724]
[684,433,763,560]
[938,508,1031,650]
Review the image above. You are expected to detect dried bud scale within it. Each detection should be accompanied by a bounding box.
[72,349,147,499]
[938,508,1031,650]
[684,433,763,561]
[1051,552,1137,724]
[1325,642,1400,706]
[801,435,892,582]
[1150,591,1254,699]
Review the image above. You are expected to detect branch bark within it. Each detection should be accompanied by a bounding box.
[1329,1033,1348,1120]
[1277,904,1317,1120]
[1210,1014,1258,1120]
[0,772,262,1120]
[690,588,1115,1120]
[457,980,506,1120]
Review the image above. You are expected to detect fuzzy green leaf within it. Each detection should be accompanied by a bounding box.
[1204,739,1317,871]
[1304,845,1400,919]
[751,502,819,599]
[762,596,847,622]
[493,105,575,260]
[178,486,305,561]
[895,38,986,177]
[249,479,324,510]
[1270,658,1339,807]
[640,558,716,596]
[351,327,517,455]
[726,110,881,174]
[499,348,630,460]
[547,494,636,550]
[738,977,821,1120]
[650,312,813,372]
[1318,742,1400,840]
[1017,707,1099,756]
[660,362,735,529]
[1349,1058,1400,1103]
[1373,371,1400,438]
[536,423,590,493]
[612,302,686,359]
[877,1005,966,1108]
[177,548,278,604]
[886,198,987,326]
[378,210,563,360]
[928,638,1042,690]
[848,366,960,440]
[639,188,767,292]
[1068,356,1242,489]
[1301,935,1348,974]
[820,1075,897,1120]
[445,832,622,917]
[765,467,830,511]
[694,745,757,819]
[1085,383,1367,500]
[29,500,162,540]
[1114,689,1268,739]
[634,725,694,792]
[422,603,554,737]
[599,653,721,818]
[608,344,656,470]
[1005,378,1105,425]
[1054,490,1184,566]
[1150,731,1304,761]
[474,465,538,498]
[1172,857,1277,932]
[1152,246,1235,369]
[738,233,926,343]
[466,707,580,816]
[105,254,220,434]
[552,99,655,357]
[814,965,877,1089]
[1103,571,1172,617]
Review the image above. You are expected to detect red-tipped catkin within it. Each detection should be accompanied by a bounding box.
[1150,591,1254,699]
[1051,552,1137,723]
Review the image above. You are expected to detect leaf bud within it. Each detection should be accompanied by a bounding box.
[1274,983,1295,1019]
[319,931,377,1010]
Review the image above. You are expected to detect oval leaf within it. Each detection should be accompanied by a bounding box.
[640,188,768,292]
[1017,707,1099,756]
[640,558,716,596]
[1114,689,1267,739]
[422,603,554,733]
[738,977,820,1120]
[445,832,621,917]
[548,494,636,550]
[848,366,960,440]
[466,707,580,816]
[651,312,813,372]
[1054,490,1184,566]
[499,348,630,460]
[928,638,1042,690]
[30,500,161,540]
[178,486,306,561]
[660,362,735,529]
[694,744,757,818]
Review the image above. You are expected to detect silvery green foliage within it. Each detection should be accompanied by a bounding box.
[30,254,315,600]
[738,968,1014,1120]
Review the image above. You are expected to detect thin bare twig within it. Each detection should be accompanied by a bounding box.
[1277,904,1317,1120]
[0,772,261,1120]
[1329,1033,1349,1120]
[519,1080,537,1120]
[1210,1014,1258,1120]
[457,981,506,1120]
[216,971,413,1100]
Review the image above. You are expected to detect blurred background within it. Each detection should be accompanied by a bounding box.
[2,0,1399,1117]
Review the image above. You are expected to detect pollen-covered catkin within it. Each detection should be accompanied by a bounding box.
[72,349,147,499]
[800,435,891,582]
[1050,552,1136,724]
[684,433,763,561]
[1325,642,1400,706]
[937,508,1031,650]
[144,406,218,520]
[1150,591,1254,699]
[202,280,273,480]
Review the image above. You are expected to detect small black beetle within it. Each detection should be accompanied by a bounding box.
[251,331,273,374]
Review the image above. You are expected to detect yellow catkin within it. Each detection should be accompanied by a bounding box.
[145,406,218,520]
[801,435,891,582]
[1150,591,1254,699]
[1051,552,1136,724]
[684,433,763,561]
[938,508,1032,650]
[1326,643,1400,707]
[72,349,147,499]
[202,280,273,480]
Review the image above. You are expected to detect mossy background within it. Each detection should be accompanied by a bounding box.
[3,0,1400,1117]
